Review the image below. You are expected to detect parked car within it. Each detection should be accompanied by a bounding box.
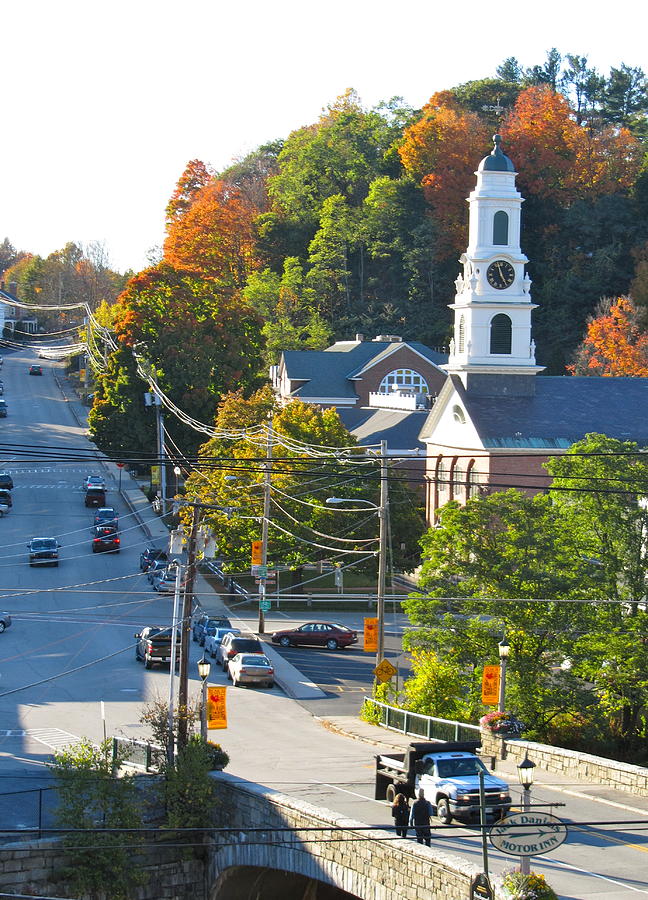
[192,614,232,644]
[152,570,180,593]
[0,612,11,633]
[227,653,274,688]
[216,633,265,670]
[84,487,106,508]
[0,400,6,417]
[204,627,241,658]
[29,364,43,376]
[0,489,12,516]
[139,547,169,572]
[94,507,118,526]
[271,621,358,650]
[91,525,120,553]
[0,473,14,490]
[83,474,106,492]
[146,558,170,583]
[28,537,60,566]
[134,626,180,669]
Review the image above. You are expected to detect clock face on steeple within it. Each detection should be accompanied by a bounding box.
[486,260,515,290]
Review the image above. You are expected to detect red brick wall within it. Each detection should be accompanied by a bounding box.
[353,346,447,405]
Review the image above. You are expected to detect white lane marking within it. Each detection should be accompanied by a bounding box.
[550,857,648,894]
[27,728,80,751]
[309,779,385,805]
[535,779,648,818]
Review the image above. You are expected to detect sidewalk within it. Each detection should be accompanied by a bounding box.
[57,371,648,819]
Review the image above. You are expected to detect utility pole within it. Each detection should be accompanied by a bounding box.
[177,505,199,752]
[376,439,388,666]
[156,402,167,510]
[257,422,273,635]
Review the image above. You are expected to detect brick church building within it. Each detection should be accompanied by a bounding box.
[419,135,648,525]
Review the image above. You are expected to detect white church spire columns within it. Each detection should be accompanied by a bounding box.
[445,134,544,395]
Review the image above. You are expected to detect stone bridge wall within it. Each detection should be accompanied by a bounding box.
[208,772,503,900]
[480,730,648,797]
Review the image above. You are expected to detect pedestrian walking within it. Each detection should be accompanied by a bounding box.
[409,788,434,846]
[391,793,410,838]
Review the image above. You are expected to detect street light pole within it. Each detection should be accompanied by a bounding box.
[498,638,510,713]
[517,754,536,877]
[376,439,388,666]
[258,422,273,635]
[197,657,211,742]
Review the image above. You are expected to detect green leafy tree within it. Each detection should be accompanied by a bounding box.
[165,736,219,839]
[48,738,145,900]
[546,434,648,750]
[401,649,471,721]
[406,491,596,737]
[184,387,424,577]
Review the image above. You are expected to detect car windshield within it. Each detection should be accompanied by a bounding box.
[239,655,270,666]
[436,758,486,778]
[32,539,56,550]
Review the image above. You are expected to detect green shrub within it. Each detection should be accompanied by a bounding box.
[502,869,558,900]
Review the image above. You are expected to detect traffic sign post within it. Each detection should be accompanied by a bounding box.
[259,599,271,611]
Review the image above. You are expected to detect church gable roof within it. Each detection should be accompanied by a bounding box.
[464,377,648,449]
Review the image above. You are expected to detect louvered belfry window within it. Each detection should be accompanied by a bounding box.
[490,314,512,354]
[493,210,509,245]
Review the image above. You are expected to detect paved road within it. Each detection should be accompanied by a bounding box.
[1,349,647,899]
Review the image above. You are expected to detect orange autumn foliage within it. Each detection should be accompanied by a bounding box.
[501,87,641,204]
[399,92,489,257]
[163,179,260,288]
[569,296,648,377]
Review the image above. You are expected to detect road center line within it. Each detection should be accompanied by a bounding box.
[309,779,385,805]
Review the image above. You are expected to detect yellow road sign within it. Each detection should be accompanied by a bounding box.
[374,658,397,683]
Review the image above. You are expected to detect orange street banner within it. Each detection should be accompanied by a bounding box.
[251,540,263,565]
[482,665,500,706]
[364,617,378,652]
[207,686,227,729]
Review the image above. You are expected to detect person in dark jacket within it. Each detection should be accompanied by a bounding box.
[409,788,434,845]
[391,793,410,838]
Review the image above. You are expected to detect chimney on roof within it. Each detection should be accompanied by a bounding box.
[8,281,17,297]
[374,334,403,343]
[355,333,364,342]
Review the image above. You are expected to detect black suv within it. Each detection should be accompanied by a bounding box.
[0,473,14,490]
[139,548,169,572]
[28,537,60,566]
[85,487,106,508]
[91,525,120,553]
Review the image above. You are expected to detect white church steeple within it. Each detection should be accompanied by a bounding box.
[445,135,543,393]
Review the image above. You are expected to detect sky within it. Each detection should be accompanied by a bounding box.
[3,0,646,275]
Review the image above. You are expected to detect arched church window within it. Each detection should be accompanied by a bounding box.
[436,457,447,496]
[467,463,481,498]
[452,461,464,501]
[490,314,512,354]
[493,211,509,245]
[379,369,429,395]
[458,316,465,353]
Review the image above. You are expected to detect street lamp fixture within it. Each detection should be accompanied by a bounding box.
[517,753,536,876]
[197,656,211,742]
[498,637,510,713]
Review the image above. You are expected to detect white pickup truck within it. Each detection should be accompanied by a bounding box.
[375,740,511,825]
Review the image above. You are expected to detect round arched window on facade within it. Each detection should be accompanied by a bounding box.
[379,369,429,394]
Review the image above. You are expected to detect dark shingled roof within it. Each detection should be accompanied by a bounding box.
[282,341,447,401]
[337,407,428,450]
[457,376,648,448]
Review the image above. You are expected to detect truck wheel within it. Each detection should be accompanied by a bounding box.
[386,784,397,804]
[436,798,452,825]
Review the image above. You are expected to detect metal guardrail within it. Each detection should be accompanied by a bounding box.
[112,736,165,772]
[363,698,481,742]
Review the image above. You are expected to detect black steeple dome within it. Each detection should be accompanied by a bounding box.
[478,134,515,172]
